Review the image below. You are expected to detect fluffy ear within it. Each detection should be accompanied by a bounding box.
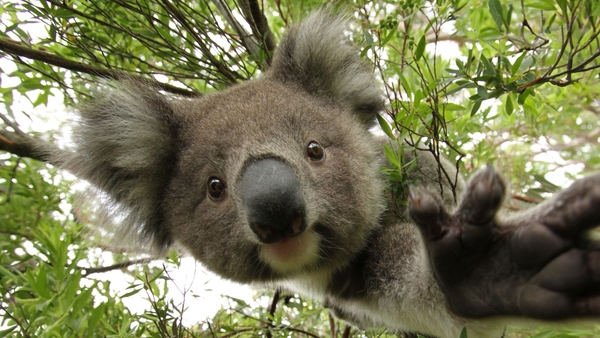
[268,9,383,126]
[61,81,178,250]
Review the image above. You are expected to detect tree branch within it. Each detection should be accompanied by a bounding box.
[212,0,262,60]
[0,112,66,165]
[266,288,281,338]
[341,324,352,338]
[247,0,276,53]
[0,129,58,164]
[549,50,600,79]
[0,38,200,97]
[238,0,276,65]
[81,257,157,277]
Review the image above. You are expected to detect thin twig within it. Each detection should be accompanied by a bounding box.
[341,324,352,338]
[81,257,157,277]
[0,303,32,338]
[328,312,336,336]
[161,0,241,84]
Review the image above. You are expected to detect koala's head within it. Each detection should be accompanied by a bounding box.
[66,10,385,283]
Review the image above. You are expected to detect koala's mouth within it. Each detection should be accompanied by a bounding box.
[265,235,307,258]
[259,229,321,274]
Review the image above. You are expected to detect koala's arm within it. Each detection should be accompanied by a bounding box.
[322,149,474,337]
[402,148,600,324]
[342,148,600,337]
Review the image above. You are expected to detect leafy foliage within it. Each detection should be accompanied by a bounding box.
[0,0,599,337]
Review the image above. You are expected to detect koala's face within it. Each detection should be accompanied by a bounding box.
[163,79,384,282]
[67,11,385,284]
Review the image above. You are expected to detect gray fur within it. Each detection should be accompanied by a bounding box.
[57,9,599,338]
[59,81,179,249]
[268,12,383,126]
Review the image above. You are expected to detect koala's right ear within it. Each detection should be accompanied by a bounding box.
[60,81,178,250]
[268,10,383,127]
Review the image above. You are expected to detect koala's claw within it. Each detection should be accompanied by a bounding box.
[413,171,600,319]
[541,176,600,237]
[408,187,448,240]
[458,166,505,225]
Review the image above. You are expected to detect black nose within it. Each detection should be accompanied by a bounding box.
[240,158,307,244]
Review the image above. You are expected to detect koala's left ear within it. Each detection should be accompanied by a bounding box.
[57,80,179,250]
[268,9,383,127]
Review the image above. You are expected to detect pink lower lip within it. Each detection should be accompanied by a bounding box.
[265,237,303,260]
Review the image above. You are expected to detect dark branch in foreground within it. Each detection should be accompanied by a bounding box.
[239,0,276,66]
[0,38,200,98]
[212,0,261,61]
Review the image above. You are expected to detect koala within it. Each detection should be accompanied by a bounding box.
[56,10,600,338]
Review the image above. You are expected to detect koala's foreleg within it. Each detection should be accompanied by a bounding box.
[409,167,600,319]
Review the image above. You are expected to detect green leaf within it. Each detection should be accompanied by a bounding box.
[414,90,424,110]
[37,268,52,299]
[556,0,568,14]
[476,86,490,99]
[72,287,94,315]
[544,13,557,32]
[459,327,468,338]
[400,74,413,96]
[511,52,527,75]
[528,1,556,11]
[520,55,536,71]
[443,103,467,111]
[505,93,515,115]
[384,144,401,168]
[88,302,107,331]
[442,81,477,97]
[470,101,482,116]
[0,326,17,336]
[518,87,535,104]
[377,114,394,139]
[455,58,465,72]
[360,30,375,58]
[225,296,248,307]
[360,45,371,58]
[54,8,75,19]
[364,30,374,46]
[592,0,600,16]
[516,72,537,85]
[381,29,396,46]
[506,4,514,28]
[0,264,19,281]
[488,0,504,31]
[480,56,496,76]
[415,35,426,61]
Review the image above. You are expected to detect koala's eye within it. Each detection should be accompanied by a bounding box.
[307,141,325,161]
[207,177,226,200]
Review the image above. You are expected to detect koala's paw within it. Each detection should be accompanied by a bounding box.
[409,168,600,320]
